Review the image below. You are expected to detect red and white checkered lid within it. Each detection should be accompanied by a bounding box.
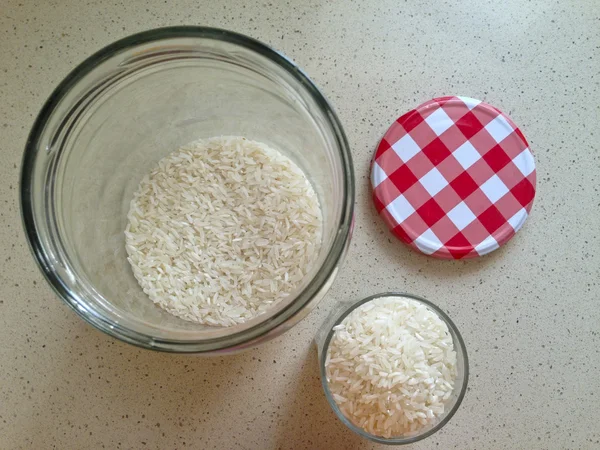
[371,96,536,259]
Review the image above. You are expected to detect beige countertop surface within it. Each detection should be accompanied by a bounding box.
[1,0,600,449]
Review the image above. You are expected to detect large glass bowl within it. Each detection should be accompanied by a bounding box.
[316,293,468,444]
[20,27,354,354]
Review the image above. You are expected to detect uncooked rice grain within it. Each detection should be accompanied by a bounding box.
[325,296,457,438]
[125,136,322,327]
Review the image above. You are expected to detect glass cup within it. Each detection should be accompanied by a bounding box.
[316,293,468,444]
[20,27,354,354]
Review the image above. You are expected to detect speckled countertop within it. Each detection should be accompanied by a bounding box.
[1,1,600,449]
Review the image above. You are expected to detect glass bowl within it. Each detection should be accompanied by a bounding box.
[20,27,354,354]
[316,293,468,445]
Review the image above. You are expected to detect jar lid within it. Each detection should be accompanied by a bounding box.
[371,96,536,259]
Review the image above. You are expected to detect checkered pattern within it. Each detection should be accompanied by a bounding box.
[371,96,536,259]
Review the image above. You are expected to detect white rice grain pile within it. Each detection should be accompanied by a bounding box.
[125,136,322,327]
[325,296,457,438]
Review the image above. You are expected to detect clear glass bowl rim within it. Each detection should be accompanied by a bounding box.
[319,292,469,445]
[20,26,355,353]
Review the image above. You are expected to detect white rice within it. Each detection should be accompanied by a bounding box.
[125,136,322,327]
[325,296,457,438]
